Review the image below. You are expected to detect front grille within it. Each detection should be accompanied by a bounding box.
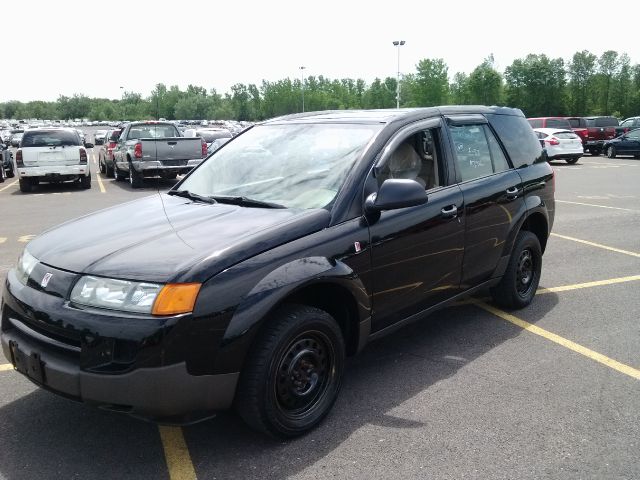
[3,305,81,351]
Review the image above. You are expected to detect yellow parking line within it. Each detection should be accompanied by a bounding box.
[96,173,106,193]
[473,300,640,380]
[0,237,6,244]
[0,363,13,372]
[159,426,197,480]
[551,233,640,258]
[555,200,639,213]
[18,235,36,243]
[537,275,640,294]
[0,180,18,192]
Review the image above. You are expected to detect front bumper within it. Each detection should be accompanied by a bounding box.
[2,329,237,421]
[18,164,88,179]
[1,267,237,422]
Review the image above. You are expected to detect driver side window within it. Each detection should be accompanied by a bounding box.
[377,129,442,191]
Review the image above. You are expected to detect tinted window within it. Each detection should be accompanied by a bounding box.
[528,119,543,128]
[108,130,121,141]
[627,130,640,140]
[450,124,509,182]
[488,114,544,168]
[586,117,619,127]
[128,124,178,139]
[21,130,80,147]
[567,118,583,128]
[545,119,572,129]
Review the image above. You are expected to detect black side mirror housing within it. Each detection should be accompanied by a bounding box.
[365,179,428,214]
[84,142,94,149]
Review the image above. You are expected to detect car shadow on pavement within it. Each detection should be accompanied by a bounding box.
[0,389,168,479]
[183,293,560,479]
[0,294,559,479]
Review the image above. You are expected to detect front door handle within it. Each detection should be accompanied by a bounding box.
[441,204,458,219]
[505,186,519,200]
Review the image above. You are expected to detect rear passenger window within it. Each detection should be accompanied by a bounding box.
[450,125,510,182]
[488,114,544,168]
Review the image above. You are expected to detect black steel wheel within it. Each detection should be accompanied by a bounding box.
[491,230,542,309]
[236,304,345,438]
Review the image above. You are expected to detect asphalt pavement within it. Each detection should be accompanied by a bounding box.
[0,134,638,480]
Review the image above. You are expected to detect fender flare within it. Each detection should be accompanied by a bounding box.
[218,256,371,370]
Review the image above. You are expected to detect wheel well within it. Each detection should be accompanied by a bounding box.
[521,212,548,253]
[285,283,361,356]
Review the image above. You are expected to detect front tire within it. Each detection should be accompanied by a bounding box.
[490,231,542,309]
[606,146,616,158]
[235,304,345,438]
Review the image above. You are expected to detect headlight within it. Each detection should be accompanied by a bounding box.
[70,276,162,314]
[70,276,201,316]
[16,249,38,285]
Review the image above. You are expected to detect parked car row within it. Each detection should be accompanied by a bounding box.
[527,115,639,156]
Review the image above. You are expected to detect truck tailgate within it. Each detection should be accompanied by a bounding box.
[143,137,202,163]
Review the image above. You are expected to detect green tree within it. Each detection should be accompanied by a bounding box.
[596,50,619,114]
[567,50,597,116]
[467,56,503,105]
[408,58,450,107]
[504,54,567,117]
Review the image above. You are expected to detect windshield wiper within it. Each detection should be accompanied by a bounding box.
[209,195,285,209]
[167,189,217,204]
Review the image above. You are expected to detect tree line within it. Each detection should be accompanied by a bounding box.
[1,50,638,122]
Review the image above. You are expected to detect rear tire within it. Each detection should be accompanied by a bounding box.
[235,304,345,438]
[565,157,580,164]
[106,162,114,178]
[6,165,14,178]
[19,178,33,193]
[99,157,106,174]
[129,163,143,188]
[606,146,616,158]
[114,167,126,182]
[80,173,91,189]
[490,231,542,309]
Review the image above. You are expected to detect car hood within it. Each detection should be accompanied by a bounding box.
[28,194,331,283]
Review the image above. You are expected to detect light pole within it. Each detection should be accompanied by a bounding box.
[299,66,306,113]
[119,86,125,120]
[392,40,405,109]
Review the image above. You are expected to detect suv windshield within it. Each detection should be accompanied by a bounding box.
[21,130,80,147]
[178,123,381,209]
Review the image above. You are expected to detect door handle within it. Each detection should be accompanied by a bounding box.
[441,204,458,219]
[167,141,178,145]
[505,186,519,200]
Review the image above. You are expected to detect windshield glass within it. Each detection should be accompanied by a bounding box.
[179,123,380,209]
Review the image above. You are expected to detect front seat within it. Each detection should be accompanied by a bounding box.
[388,142,426,187]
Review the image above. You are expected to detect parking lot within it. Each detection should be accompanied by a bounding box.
[0,137,639,479]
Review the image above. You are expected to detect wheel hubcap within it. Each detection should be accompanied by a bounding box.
[275,333,332,415]
[516,249,534,295]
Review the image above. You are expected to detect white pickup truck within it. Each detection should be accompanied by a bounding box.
[112,121,207,188]
[15,128,93,193]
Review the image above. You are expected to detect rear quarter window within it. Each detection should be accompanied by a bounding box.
[488,114,544,168]
[528,119,543,128]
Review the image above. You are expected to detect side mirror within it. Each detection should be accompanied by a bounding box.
[84,142,94,149]
[365,179,428,214]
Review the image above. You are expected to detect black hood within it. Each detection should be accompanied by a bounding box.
[27,194,331,283]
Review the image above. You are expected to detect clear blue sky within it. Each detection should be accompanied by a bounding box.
[3,0,638,101]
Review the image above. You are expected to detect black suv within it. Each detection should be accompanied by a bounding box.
[1,107,554,437]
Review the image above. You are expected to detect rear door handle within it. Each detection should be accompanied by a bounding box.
[505,186,519,200]
[441,204,458,219]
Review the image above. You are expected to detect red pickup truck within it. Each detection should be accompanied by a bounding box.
[565,116,618,155]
